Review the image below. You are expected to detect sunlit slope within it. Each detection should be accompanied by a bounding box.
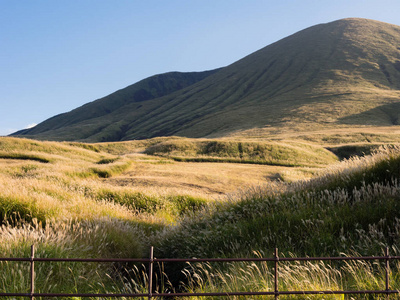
[0,135,338,233]
[156,146,400,262]
[143,138,338,167]
[168,18,400,135]
[14,18,400,142]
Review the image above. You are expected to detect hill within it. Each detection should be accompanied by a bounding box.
[12,18,400,142]
[12,70,219,140]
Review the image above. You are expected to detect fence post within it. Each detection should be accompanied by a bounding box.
[385,247,390,299]
[148,246,154,300]
[30,245,35,300]
[274,248,279,300]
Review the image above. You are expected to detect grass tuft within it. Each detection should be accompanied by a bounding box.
[0,152,50,163]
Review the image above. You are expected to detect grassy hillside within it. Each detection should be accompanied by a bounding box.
[0,136,334,224]
[13,18,400,142]
[156,145,400,259]
[144,138,338,167]
[2,136,400,296]
[12,70,219,141]
[152,145,400,296]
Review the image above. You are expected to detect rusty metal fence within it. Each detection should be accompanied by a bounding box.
[0,245,399,299]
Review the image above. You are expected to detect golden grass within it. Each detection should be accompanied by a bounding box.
[230,125,400,145]
[105,153,316,198]
[180,252,400,300]
[143,138,338,168]
[0,137,305,226]
[2,136,400,295]
[0,133,394,226]
[0,133,397,226]
[0,138,143,224]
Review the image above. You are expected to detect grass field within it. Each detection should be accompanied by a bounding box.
[1,133,400,297]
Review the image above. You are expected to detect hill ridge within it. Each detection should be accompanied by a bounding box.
[12,18,400,142]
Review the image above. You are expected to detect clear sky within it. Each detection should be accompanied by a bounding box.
[1,0,400,136]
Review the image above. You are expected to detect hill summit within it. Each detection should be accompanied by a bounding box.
[13,18,400,142]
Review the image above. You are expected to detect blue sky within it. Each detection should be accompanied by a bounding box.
[1,0,400,136]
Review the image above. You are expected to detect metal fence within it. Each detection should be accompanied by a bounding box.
[0,245,399,299]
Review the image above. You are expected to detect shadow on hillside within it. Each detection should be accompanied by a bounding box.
[338,102,400,126]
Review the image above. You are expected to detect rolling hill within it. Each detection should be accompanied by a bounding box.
[12,18,400,142]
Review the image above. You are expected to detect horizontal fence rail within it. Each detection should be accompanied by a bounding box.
[0,246,399,299]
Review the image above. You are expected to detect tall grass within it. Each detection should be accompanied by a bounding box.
[94,186,209,222]
[0,138,209,224]
[3,137,400,296]
[153,146,400,289]
[0,218,147,295]
[180,250,400,299]
[0,137,213,295]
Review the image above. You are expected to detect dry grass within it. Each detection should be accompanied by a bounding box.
[2,136,400,296]
[180,250,400,300]
[143,138,338,167]
[104,153,317,198]
[0,137,319,225]
[231,125,400,145]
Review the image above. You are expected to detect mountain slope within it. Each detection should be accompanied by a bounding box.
[13,18,400,142]
[12,70,219,141]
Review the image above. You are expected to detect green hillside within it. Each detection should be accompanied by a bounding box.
[13,18,400,142]
[12,70,219,141]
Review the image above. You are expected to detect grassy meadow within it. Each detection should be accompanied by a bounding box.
[1,132,400,298]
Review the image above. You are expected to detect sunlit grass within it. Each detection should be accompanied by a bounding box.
[154,145,400,294]
[0,218,147,295]
[179,251,400,299]
[2,137,400,296]
[144,138,338,167]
